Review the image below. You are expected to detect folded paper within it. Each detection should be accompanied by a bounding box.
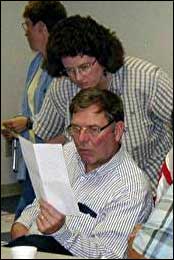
[19,136,79,215]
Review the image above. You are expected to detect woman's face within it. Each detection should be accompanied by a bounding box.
[62,55,106,89]
[22,18,45,53]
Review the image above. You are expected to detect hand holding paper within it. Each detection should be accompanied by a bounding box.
[37,199,66,235]
[19,136,79,215]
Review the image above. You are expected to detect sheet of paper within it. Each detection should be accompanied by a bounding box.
[19,136,79,215]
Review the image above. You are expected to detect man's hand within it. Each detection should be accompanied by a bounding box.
[11,222,29,240]
[36,199,66,235]
[2,116,28,133]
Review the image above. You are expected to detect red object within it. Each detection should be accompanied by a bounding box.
[160,162,173,185]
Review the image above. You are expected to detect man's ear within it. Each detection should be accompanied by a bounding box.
[114,121,125,143]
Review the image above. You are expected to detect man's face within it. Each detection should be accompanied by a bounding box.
[62,55,105,89]
[70,104,122,172]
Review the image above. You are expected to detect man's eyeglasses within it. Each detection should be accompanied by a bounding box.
[63,59,96,77]
[67,120,115,138]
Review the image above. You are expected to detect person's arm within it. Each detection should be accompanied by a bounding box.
[33,79,71,141]
[151,68,173,126]
[45,134,67,144]
[10,199,40,240]
[11,222,29,240]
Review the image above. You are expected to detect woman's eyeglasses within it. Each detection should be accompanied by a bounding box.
[64,59,96,77]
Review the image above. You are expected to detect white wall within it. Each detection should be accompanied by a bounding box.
[1,1,173,185]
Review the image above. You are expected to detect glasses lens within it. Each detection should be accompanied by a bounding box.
[68,125,79,136]
[78,64,91,74]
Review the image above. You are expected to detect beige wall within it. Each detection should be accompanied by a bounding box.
[1,1,173,185]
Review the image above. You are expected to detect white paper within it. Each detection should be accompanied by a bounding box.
[19,136,79,215]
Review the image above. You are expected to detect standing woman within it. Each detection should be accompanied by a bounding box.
[2,1,67,219]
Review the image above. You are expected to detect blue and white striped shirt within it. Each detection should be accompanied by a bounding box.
[17,142,153,259]
[33,56,173,196]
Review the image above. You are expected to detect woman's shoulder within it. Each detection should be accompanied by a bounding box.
[50,76,80,97]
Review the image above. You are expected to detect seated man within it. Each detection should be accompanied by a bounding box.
[7,88,153,258]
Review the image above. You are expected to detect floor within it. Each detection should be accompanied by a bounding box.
[1,195,20,244]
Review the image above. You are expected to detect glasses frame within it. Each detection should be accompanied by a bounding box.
[63,59,97,77]
[21,22,28,31]
[67,119,115,138]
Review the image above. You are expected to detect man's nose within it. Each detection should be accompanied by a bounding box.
[78,128,90,142]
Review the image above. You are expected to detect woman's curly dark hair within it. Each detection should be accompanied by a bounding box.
[43,15,125,77]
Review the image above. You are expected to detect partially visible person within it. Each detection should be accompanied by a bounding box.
[128,111,173,259]
[32,15,173,197]
[127,184,173,259]
[7,88,153,258]
[156,147,173,203]
[1,1,67,219]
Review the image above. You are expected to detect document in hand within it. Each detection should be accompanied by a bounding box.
[19,136,79,215]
